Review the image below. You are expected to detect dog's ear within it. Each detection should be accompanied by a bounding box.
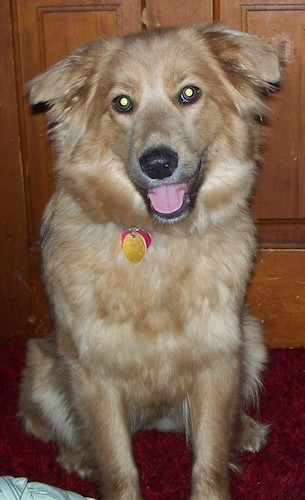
[227,30,281,87]
[199,25,281,115]
[27,42,99,105]
[26,38,119,125]
[202,25,281,88]
[27,39,118,146]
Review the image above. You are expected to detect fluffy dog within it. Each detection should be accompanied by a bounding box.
[19,25,281,499]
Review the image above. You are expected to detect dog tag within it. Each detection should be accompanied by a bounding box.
[121,229,151,264]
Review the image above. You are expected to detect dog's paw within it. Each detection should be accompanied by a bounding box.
[57,446,98,480]
[236,413,269,453]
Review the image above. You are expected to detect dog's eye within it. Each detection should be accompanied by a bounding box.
[179,86,201,105]
[112,95,133,113]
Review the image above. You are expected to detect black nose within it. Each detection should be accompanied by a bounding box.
[139,146,178,180]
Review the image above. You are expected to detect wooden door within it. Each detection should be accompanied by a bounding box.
[0,0,141,341]
[145,0,305,347]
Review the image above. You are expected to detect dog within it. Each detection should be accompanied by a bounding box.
[19,24,281,499]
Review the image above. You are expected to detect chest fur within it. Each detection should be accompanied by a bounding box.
[47,225,249,384]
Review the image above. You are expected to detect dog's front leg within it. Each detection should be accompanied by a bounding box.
[74,366,142,499]
[188,354,240,500]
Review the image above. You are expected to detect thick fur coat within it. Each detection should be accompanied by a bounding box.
[19,25,281,499]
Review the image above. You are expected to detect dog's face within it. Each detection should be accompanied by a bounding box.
[28,26,280,231]
[106,33,224,224]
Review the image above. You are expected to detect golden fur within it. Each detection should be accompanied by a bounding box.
[19,25,280,499]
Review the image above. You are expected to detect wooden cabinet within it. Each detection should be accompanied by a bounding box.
[1,0,304,346]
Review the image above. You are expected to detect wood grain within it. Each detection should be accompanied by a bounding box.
[0,2,32,340]
[144,0,214,27]
[248,249,305,347]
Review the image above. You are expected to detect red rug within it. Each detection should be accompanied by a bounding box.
[1,344,305,499]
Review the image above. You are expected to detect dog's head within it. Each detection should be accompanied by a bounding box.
[28,25,281,232]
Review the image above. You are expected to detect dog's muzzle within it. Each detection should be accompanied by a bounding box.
[137,146,204,222]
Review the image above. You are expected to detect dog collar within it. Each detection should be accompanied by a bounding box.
[121,228,152,264]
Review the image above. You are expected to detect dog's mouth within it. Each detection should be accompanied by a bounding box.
[145,161,204,222]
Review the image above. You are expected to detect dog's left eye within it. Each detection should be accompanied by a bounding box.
[112,95,133,113]
[179,86,202,105]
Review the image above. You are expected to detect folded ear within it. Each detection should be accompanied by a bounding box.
[27,38,119,148]
[222,28,281,86]
[27,41,103,106]
[201,25,281,88]
[199,25,281,115]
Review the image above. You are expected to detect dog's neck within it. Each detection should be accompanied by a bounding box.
[121,228,152,264]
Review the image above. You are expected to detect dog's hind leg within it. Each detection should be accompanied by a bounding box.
[241,309,267,406]
[18,336,77,446]
[236,308,269,453]
[236,413,269,452]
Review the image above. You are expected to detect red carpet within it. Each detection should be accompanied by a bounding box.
[1,344,305,499]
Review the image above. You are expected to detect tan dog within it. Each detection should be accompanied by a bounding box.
[19,25,281,499]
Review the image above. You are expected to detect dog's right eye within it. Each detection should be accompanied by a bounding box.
[112,95,133,113]
[179,86,202,105]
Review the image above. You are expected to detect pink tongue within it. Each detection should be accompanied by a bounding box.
[147,183,188,214]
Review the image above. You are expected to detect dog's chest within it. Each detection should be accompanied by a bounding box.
[59,238,241,381]
[46,219,247,381]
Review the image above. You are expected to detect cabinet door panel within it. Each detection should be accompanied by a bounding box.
[144,0,214,27]
[14,0,141,246]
